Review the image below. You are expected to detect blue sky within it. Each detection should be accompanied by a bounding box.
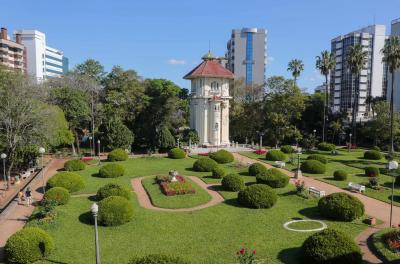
[2,0,400,91]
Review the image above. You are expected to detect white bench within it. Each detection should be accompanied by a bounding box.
[275,161,286,168]
[348,182,365,193]
[308,187,326,197]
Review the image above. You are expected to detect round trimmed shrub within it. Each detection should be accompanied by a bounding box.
[395,176,400,186]
[318,192,364,221]
[128,254,189,264]
[364,150,383,160]
[47,172,85,193]
[371,146,381,151]
[256,168,289,188]
[211,166,227,179]
[248,163,267,176]
[237,184,277,208]
[317,142,336,151]
[168,148,186,159]
[97,183,131,200]
[301,228,362,264]
[300,160,326,174]
[98,196,134,226]
[307,154,328,164]
[333,170,348,181]
[99,163,125,178]
[43,187,70,205]
[108,148,128,161]
[209,149,234,164]
[280,145,293,154]
[64,159,85,171]
[221,174,245,191]
[193,158,218,172]
[365,166,380,177]
[265,150,286,161]
[5,227,54,264]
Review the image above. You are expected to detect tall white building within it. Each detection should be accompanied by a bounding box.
[13,29,68,81]
[388,18,400,111]
[330,25,387,121]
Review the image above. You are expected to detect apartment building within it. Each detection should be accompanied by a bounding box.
[0,28,26,73]
[388,18,400,111]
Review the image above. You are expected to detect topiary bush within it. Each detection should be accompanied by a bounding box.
[371,146,381,151]
[97,183,131,200]
[108,148,129,161]
[365,166,380,177]
[317,142,336,151]
[128,254,189,264]
[211,166,227,179]
[221,174,245,191]
[168,148,186,159]
[265,150,286,161]
[209,149,234,164]
[43,187,70,205]
[237,184,277,209]
[256,168,289,188]
[318,192,364,221]
[280,145,293,154]
[192,158,218,172]
[307,154,328,164]
[301,228,362,264]
[47,172,85,193]
[248,163,267,176]
[64,159,86,171]
[98,196,134,226]
[300,160,326,174]
[99,163,125,178]
[333,170,348,181]
[5,227,54,264]
[364,150,383,160]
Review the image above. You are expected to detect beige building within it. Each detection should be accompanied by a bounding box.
[0,28,26,73]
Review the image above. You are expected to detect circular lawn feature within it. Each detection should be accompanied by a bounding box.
[237,184,277,209]
[283,219,327,232]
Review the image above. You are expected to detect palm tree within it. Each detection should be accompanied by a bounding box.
[316,51,335,142]
[347,44,368,146]
[329,120,342,144]
[287,59,304,86]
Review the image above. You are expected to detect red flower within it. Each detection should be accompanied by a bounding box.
[252,249,256,255]
[239,248,245,255]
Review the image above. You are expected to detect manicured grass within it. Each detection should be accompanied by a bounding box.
[372,228,400,262]
[141,176,212,209]
[286,221,325,230]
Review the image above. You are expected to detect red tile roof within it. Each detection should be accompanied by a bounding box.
[183,58,234,80]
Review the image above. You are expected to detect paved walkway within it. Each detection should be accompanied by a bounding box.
[233,153,399,264]
[131,176,224,212]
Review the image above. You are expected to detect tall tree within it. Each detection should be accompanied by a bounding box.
[316,51,335,142]
[74,59,105,81]
[287,59,304,86]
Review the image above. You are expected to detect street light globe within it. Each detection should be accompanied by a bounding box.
[38,147,45,154]
[313,129,316,132]
[91,203,99,215]
[89,136,92,140]
[389,160,399,170]
[349,133,352,137]
[97,140,100,144]
[0,153,6,159]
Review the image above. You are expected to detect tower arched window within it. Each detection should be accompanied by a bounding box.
[214,122,219,131]
[211,81,219,91]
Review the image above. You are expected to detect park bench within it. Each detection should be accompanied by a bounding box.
[275,161,285,168]
[308,187,326,197]
[348,182,365,193]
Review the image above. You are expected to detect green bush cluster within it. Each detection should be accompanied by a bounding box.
[396,176,400,186]
[364,150,383,160]
[99,163,125,178]
[333,170,348,181]
[209,150,234,164]
[97,183,131,200]
[221,174,245,191]
[256,168,289,188]
[168,148,186,159]
[248,163,267,176]
[265,150,286,161]
[365,166,380,177]
[318,192,364,221]
[307,154,327,164]
[211,166,227,179]
[64,159,86,171]
[128,254,189,264]
[371,146,381,151]
[44,187,70,205]
[47,172,85,193]
[237,184,277,209]
[301,229,362,264]
[108,148,129,161]
[192,158,218,172]
[5,227,54,264]
[300,160,326,174]
[280,145,294,154]
[98,196,134,226]
[317,142,336,151]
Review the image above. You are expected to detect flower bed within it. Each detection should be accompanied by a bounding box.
[198,153,209,156]
[156,175,196,196]
[81,156,94,162]
[383,230,400,253]
[254,149,267,155]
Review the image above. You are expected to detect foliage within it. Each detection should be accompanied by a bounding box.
[44,187,70,205]
[221,174,245,191]
[317,142,336,151]
[14,144,39,170]
[280,145,293,154]
[97,183,131,200]
[333,170,348,181]
[364,150,383,160]
[74,59,105,81]
[168,148,186,159]
[237,184,277,209]
[209,149,234,164]
[294,180,308,198]
[47,172,85,193]
[300,160,326,174]
[128,254,190,264]
[248,163,267,176]
[236,247,257,264]
[395,176,400,186]
[371,146,381,151]
[32,200,58,224]
[64,159,86,171]
[108,148,129,161]
[42,104,74,148]
[99,163,125,178]
[155,126,176,151]
[99,118,134,151]
[287,59,304,84]
[182,129,199,145]
[365,166,380,177]
[192,158,218,172]
[265,150,286,161]
[98,196,134,226]
[318,193,364,221]
[307,154,328,164]
[256,168,290,188]
[383,229,400,253]
[211,166,227,179]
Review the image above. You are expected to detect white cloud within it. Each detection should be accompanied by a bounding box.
[167,59,186,65]
[266,56,275,63]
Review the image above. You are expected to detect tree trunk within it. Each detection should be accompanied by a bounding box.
[74,129,81,155]
[323,75,328,142]
[390,70,395,154]
[351,74,357,146]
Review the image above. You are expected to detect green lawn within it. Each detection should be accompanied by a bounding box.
[141,176,212,209]
[28,156,369,264]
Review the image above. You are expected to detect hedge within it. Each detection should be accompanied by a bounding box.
[365,166,380,177]
[64,159,86,171]
[98,196,134,226]
[221,174,245,191]
[300,160,326,174]
[99,163,125,178]
[128,254,190,264]
[333,170,348,181]
[317,142,336,151]
[168,148,186,159]
[307,154,327,164]
[108,148,129,161]
[318,192,364,221]
[301,229,362,264]
[248,163,267,176]
[47,172,85,193]
[396,176,400,186]
[211,166,227,179]
[5,227,54,264]
[364,150,383,160]
[193,158,218,172]
[43,187,70,205]
[209,149,234,164]
[256,168,289,188]
[265,150,286,161]
[280,145,294,154]
[238,184,277,209]
[97,183,131,200]
[371,146,381,151]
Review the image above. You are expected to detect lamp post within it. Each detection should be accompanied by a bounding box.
[256,131,265,150]
[91,203,101,264]
[348,133,352,152]
[294,148,302,179]
[1,153,6,190]
[97,140,101,165]
[389,160,399,227]
[89,136,93,157]
[38,147,46,194]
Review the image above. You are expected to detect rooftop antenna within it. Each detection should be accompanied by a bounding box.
[208,40,211,53]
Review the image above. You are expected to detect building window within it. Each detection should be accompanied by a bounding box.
[211,81,219,91]
[214,123,219,131]
[245,32,254,85]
